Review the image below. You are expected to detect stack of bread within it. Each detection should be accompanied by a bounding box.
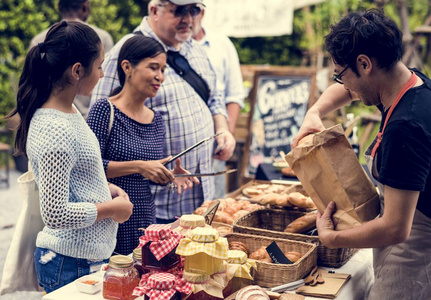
[193,198,263,225]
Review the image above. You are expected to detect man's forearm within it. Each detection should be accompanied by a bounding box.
[310,83,355,118]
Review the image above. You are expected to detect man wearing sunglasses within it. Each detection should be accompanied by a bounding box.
[291,9,431,299]
[91,0,236,224]
[192,7,245,198]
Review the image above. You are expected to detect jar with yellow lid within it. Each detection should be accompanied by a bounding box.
[223,250,257,297]
[103,255,140,300]
[173,214,209,236]
[183,271,224,300]
[132,247,147,278]
[176,227,228,275]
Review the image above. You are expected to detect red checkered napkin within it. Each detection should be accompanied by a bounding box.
[138,224,183,261]
[132,272,192,299]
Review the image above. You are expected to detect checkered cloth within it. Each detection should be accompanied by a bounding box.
[138,224,183,261]
[133,272,192,299]
[227,250,257,280]
[176,227,228,259]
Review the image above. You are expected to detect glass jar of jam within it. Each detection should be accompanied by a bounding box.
[176,227,228,275]
[222,250,256,297]
[139,224,182,271]
[183,271,224,300]
[103,255,140,300]
[132,247,147,278]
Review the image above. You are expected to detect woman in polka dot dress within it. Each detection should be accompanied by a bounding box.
[87,36,199,255]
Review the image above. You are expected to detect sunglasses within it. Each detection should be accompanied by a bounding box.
[158,4,202,18]
[332,66,349,84]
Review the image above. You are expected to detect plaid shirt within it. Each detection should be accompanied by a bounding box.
[91,17,227,220]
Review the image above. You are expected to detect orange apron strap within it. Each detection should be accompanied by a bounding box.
[371,71,418,158]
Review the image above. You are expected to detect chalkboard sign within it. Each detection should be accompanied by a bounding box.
[242,68,316,177]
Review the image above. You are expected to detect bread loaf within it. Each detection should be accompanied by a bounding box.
[288,192,316,209]
[215,225,233,235]
[275,194,290,207]
[284,212,317,234]
[235,285,270,300]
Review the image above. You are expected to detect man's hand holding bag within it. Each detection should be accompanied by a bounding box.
[285,124,380,230]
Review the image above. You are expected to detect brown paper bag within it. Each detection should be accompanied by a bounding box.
[285,124,380,230]
[295,269,351,299]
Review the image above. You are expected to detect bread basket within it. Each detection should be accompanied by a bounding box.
[224,233,317,287]
[233,209,358,267]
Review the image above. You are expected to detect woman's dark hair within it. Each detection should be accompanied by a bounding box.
[325,9,403,75]
[5,20,101,156]
[110,35,166,96]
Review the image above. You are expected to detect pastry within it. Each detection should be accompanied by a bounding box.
[249,246,270,261]
[284,251,302,263]
[229,241,249,256]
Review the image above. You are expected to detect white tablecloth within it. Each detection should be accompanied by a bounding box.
[42,248,374,300]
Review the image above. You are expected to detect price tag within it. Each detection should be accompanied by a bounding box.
[266,241,292,264]
[202,200,220,225]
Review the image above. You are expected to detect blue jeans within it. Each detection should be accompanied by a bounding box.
[34,247,108,293]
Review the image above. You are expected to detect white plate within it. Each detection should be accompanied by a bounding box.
[75,275,102,294]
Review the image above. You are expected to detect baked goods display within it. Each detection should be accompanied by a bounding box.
[193,198,263,225]
[284,212,317,234]
[234,182,317,210]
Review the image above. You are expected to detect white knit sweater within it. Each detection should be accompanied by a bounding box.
[27,108,117,259]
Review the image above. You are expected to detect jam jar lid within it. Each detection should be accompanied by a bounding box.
[187,227,219,243]
[109,255,133,268]
[179,214,206,229]
[144,224,174,241]
[133,247,142,260]
[176,228,229,259]
[148,272,176,289]
[227,250,247,265]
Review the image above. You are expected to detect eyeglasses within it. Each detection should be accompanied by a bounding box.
[332,66,349,84]
[158,4,202,18]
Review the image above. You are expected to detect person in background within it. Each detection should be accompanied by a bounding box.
[291,9,431,299]
[192,6,245,198]
[30,0,114,119]
[5,21,133,293]
[90,0,236,224]
[87,35,199,255]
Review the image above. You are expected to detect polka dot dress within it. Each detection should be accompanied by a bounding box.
[87,99,166,255]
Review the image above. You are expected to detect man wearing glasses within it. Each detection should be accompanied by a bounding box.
[91,0,236,223]
[291,9,431,299]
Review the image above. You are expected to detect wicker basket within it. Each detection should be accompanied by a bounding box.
[224,233,317,288]
[211,221,233,236]
[233,209,358,267]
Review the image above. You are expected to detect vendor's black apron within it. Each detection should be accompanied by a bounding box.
[364,72,431,299]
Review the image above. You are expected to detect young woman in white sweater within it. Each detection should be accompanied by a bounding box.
[5,21,133,293]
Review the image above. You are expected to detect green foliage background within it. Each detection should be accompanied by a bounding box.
[1,0,430,131]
